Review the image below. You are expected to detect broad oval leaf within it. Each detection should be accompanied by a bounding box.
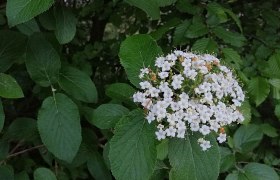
[168,133,220,180]
[90,104,129,129]
[59,66,98,103]
[192,38,218,54]
[6,0,54,27]
[0,30,26,72]
[87,151,112,180]
[233,124,263,153]
[0,73,24,98]
[25,33,61,87]
[248,77,270,106]
[119,34,162,87]
[109,109,157,180]
[173,20,191,45]
[54,6,77,44]
[0,99,4,132]
[124,0,160,20]
[34,167,57,180]
[264,51,280,79]
[243,163,279,180]
[212,27,246,47]
[105,83,136,107]
[185,22,208,38]
[0,165,14,180]
[38,93,82,162]
[3,118,38,142]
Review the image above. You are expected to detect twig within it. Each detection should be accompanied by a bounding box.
[7,144,44,158]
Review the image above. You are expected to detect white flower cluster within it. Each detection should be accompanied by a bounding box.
[133,50,245,151]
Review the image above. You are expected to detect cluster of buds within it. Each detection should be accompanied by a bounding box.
[133,50,245,150]
[62,0,93,8]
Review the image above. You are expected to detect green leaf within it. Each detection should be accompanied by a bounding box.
[262,10,280,28]
[156,0,177,7]
[168,133,220,180]
[105,83,136,106]
[261,123,278,137]
[89,104,129,129]
[220,147,235,173]
[0,165,14,180]
[6,0,54,27]
[38,93,82,162]
[0,140,9,161]
[59,66,98,103]
[265,51,280,79]
[224,8,243,32]
[213,27,246,47]
[17,19,40,36]
[109,109,157,180]
[275,104,280,120]
[124,0,160,20]
[0,30,26,72]
[233,124,263,153]
[243,163,279,180]
[119,34,162,87]
[185,22,208,38]
[39,10,56,31]
[239,100,251,125]
[54,6,77,44]
[192,38,218,54]
[87,151,112,180]
[34,167,57,180]
[0,99,4,132]
[173,20,191,45]
[15,171,29,180]
[207,2,228,24]
[225,172,247,180]
[0,73,24,98]
[3,118,38,142]
[222,48,242,69]
[269,79,280,89]
[25,33,61,87]
[157,139,169,160]
[248,77,270,106]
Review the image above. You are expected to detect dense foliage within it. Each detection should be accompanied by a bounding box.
[0,0,280,179]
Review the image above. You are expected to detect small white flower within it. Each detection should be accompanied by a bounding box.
[155,129,166,140]
[201,141,211,151]
[158,71,169,79]
[200,125,210,135]
[166,126,177,137]
[217,133,227,143]
[146,112,155,123]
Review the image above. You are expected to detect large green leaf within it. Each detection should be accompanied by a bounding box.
[17,18,40,36]
[213,27,246,47]
[89,104,129,129]
[185,22,208,38]
[248,77,270,106]
[124,0,160,20]
[34,167,57,180]
[219,147,235,173]
[233,124,263,153]
[109,109,157,180]
[59,66,98,103]
[0,73,24,98]
[0,99,4,132]
[0,30,26,72]
[87,151,112,180]
[6,0,54,27]
[119,34,162,87]
[0,165,14,180]
[3,118,38,142]
[222,48,242,69]
[25,33,61,87]
[105,83,136,106]
[54,6,77,44]
[243,163,279,180]
[38,93,82,162]
[168,133,220,180]
[207,2,228,24]
[264,51,280,79]
[192,38,218,54]
[173,20,191,45]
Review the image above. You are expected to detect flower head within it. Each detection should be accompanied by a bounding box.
[133,50,245,150]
